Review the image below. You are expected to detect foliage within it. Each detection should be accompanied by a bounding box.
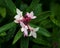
[0,0,60,48]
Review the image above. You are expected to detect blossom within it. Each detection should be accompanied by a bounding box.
[20,21,28,36]
[14,8,39,38]
[26,11,36,19]
[14,8,28,36]
[14,8,23,23]
[29,26,39,38]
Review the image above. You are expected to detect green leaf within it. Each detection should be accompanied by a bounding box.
[26,0,40,12]
[15,0,21,7]
[39,19,53,28]
[38,27,51,37]
[20,4,28,12]
[0,32,6,36]
[4,0,16,15]
[12,29,23,44]
[32,38,50,46]
[50,14,60,27]
[50,3,60,27]
[20,37,29,48]
[33,4,42,16]
[0,22,16,33]
[31,11,51,24]
[52,26,59,42]
[0,7,6,18]
[4,25,17,41]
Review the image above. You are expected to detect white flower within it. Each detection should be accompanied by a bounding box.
[29,26,39,38]
[14,9,39,38]
[14,8,23,23]
[20,21,28,36]
[26,11,36,19]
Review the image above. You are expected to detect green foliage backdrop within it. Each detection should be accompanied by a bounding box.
[0,0,60,48]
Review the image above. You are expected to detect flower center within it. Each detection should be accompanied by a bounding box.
[22,15,31,25]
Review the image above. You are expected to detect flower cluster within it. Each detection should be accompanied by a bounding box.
[14,8,39,38]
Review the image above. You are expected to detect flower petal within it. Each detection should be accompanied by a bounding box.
[20,21,28,36]
[30,16,36,19]
[29,31,37,38]
[34,27,39,32]
[30,11,34,16]
[20,22,28,29]
[21,27,28,36]
[16,8,22,16]
[30,11,36,19]
[28,26,39,38]
[26,11,36,19]
[14,20,19,23]
[14,15,20,20]
[32,32,37,38]
[26,12,30,17]
[20,22,25,27]
[24,28,28,36]
[21,28,24,32]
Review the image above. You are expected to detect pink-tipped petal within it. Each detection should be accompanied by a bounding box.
[30,11,34,16]
[20,22,28,29]
[28,26,39,38]
[20,22,25,27]
[26,12,30,15]
[30,16,36,19]
[20,21,28,36]
[26,11,36,19]
[24,28,28,36]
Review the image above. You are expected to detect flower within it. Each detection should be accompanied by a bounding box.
[20,21,28,36]
[14,8,28,36]
[14,8,23,23]
[26,11,36,19]
[29,26,39,38]
[14,8,39,38]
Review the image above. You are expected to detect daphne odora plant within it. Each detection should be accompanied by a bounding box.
[14,8,39,38]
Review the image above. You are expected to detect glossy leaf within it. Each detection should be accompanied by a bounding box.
[39,19,53,28]
[50,3,60,27]
[26,0,40,12]
[4,0,16,15]
[32,38,50,46]
[20,37,29,48]
[33,4,42,16]
[0,22,16,33]
[31,11,51,24]
[12,29,23,44]
[38,27,51,37]
[4,25,17,41]
[20,4,28,12]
